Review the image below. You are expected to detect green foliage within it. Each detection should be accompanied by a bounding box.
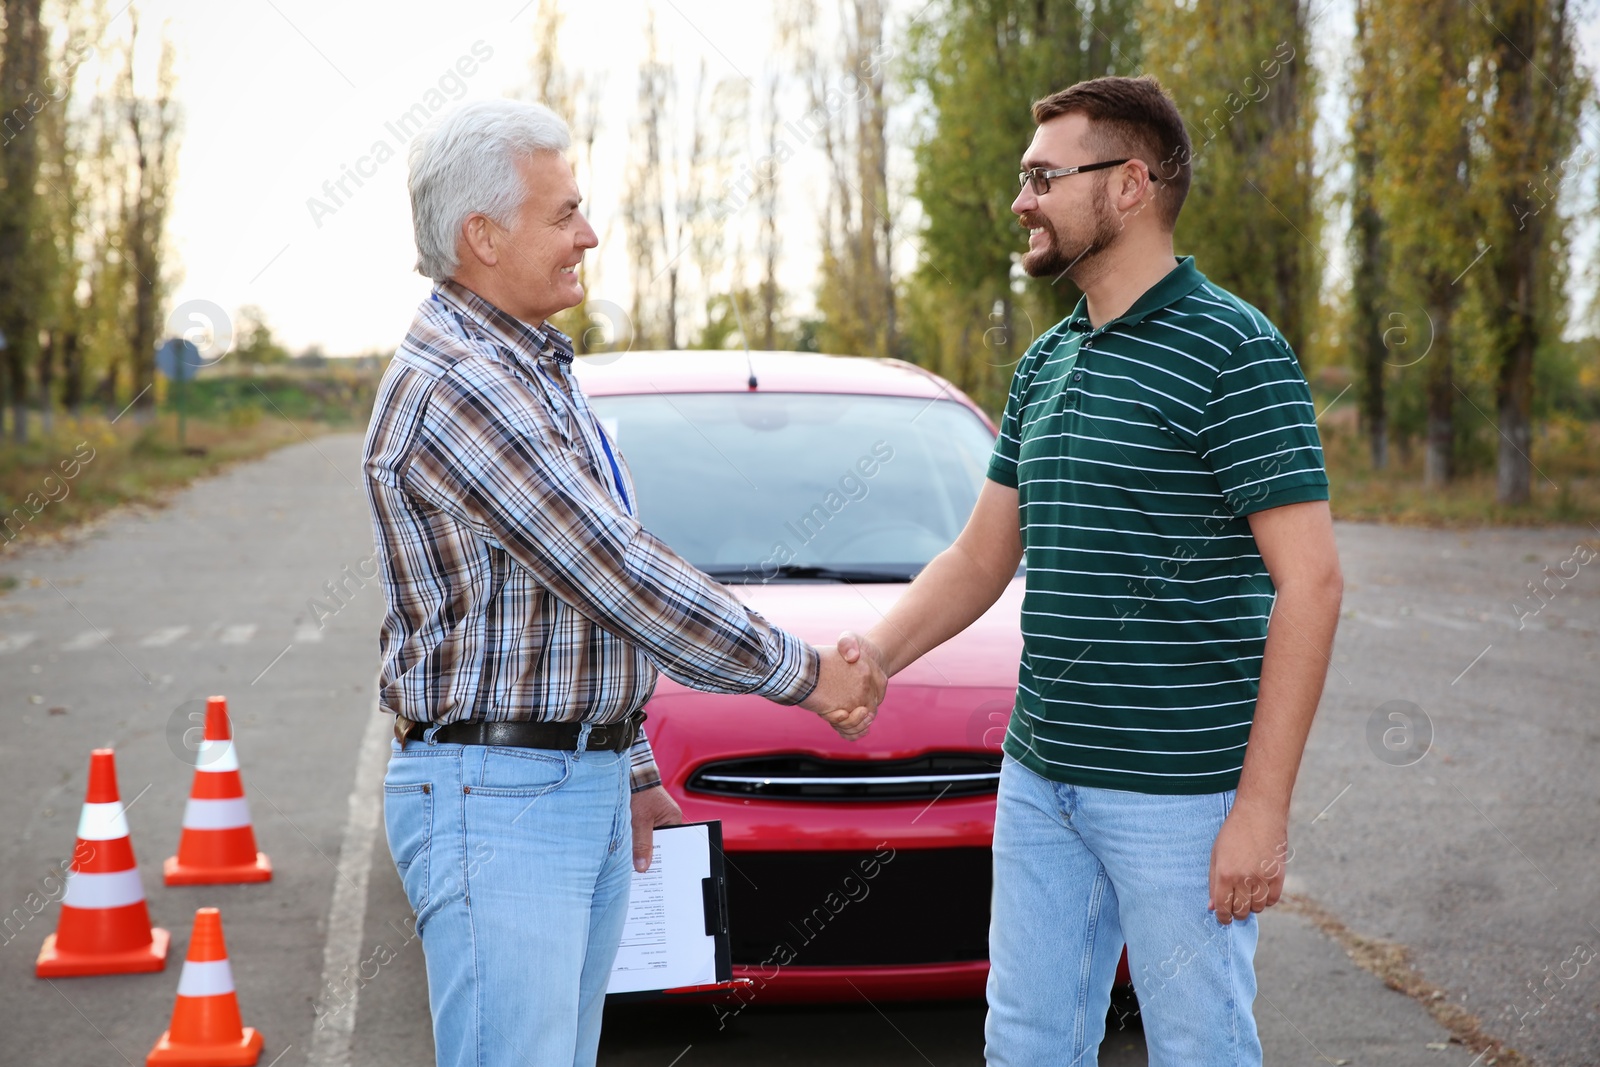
[1140,1,1320,361]
[175,370,382,427]
[232,306,290,366]
[901,0,1140,414]
[1347,0,1589,491]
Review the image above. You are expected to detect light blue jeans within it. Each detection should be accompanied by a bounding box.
[382,731,634,1067]
[985,755,1261,1067]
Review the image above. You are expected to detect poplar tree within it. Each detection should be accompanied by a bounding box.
[1477,0,1585,504]
[1360,0,1479,486]
[1139,0,1319,362]
[904,0,1139,412]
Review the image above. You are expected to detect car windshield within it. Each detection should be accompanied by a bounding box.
[586,391,996,582]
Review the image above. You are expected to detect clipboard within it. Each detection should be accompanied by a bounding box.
[606,820,737,996]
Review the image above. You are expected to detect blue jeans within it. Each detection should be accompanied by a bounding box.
[382,731,634,1067]
[985,755,1261,1067]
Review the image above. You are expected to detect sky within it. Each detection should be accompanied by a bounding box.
[106,0,1600,356]
[137,0,823,355]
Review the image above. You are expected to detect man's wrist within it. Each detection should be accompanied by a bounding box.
[860,628,898,678]
[1229,786,1291,821]
[756,627,821,706]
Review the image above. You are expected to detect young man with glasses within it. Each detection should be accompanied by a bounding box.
[838,75,1342,1065]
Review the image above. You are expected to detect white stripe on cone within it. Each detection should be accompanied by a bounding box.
[175,958,236,997]
[76,801,130,841]
[195,739,239,773]
[61,867,146,909]
[180,796,252,830]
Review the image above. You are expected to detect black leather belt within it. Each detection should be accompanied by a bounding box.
[397,711,645,753]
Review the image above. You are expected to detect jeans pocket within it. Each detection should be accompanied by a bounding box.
[383,782,433,913]
[472,748,572,798]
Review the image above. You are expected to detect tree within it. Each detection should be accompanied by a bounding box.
[527,0,612,354]
[232,306,289,367]
[754,76,784,349]
[122,13,179,421]
[904,0,1140,412]
[783,0,897,361]
[1348,0,1389,469]
[0,0,47,441]
[1477,0,1585,504]
[1361,0,1480,486]
[1140,0,1320,364]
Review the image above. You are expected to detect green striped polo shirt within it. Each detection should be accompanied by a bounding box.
[987,256,1328,795]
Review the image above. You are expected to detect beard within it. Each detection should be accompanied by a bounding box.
[1021,194,1122,283]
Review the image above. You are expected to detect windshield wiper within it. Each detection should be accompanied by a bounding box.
[700,563,917,584]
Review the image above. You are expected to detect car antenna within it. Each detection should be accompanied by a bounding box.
[729,292,758,390]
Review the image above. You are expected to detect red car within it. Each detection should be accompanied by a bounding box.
[577,350,1124,1004]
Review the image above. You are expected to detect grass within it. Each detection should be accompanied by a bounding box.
[0,414,322,554]
[0,368,383,561]
[1317,397,1600,528]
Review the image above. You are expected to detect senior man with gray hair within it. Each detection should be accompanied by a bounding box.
[362,98,885,1067]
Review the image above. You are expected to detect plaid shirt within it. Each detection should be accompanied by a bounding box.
[362,280,819,792]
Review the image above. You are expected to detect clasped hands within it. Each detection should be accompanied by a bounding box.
[800,630,887,741]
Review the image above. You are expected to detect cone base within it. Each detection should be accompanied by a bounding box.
[163,853,273,886]
[146,1025,262,1067]
[36,927,170,977]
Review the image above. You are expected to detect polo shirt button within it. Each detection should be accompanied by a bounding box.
[1072,371,1083,381]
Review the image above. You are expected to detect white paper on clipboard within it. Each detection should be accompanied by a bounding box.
[607,823,722,994]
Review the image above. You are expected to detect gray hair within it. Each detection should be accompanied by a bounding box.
[408,99,572,281]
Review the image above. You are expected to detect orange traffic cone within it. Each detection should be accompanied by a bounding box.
[37,748,170,976]
[147,907,264,1066]
[164,697,271,885]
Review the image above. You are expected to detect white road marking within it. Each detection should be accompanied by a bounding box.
[306,687,389,1067]
[139,626,190,647]
[219,624,258,645]
[61,630,108,651]
[1411,610,1478,632]
[293,622,324,644]
[0,632,36,654]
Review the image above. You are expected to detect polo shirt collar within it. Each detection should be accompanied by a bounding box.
[434,279,576,367]
[1066,255,1207,333]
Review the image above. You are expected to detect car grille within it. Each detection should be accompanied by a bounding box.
[726,847,992,967]
[687,753,1002,801]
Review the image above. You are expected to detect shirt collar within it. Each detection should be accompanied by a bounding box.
[433,279,575,366]
[1064,255,1207,333]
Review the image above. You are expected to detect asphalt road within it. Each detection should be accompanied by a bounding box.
[1,432,1594,1067]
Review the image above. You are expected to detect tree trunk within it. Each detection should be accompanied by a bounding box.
[39,329,54,433]
[1496,341,1534,504]
[1424,294,1453,487]
[666,266,678,350]
[61,329,82,414]
[1351,0,1387,470]
[1488,0,1550,507]
[0,0,46,444]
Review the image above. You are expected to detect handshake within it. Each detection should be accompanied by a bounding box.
[799,631,888,741]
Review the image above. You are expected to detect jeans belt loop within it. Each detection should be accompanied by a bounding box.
[574,721,593,754]
[423,722,442,746]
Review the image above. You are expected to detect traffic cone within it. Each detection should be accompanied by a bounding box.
[146,907,264,1067]
[164,697,271,885]
[36,748,170,976]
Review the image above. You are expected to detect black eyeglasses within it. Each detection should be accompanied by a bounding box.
[1018,159,1142,196]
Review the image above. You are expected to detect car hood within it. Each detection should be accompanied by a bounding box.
[642,577,1025,767]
